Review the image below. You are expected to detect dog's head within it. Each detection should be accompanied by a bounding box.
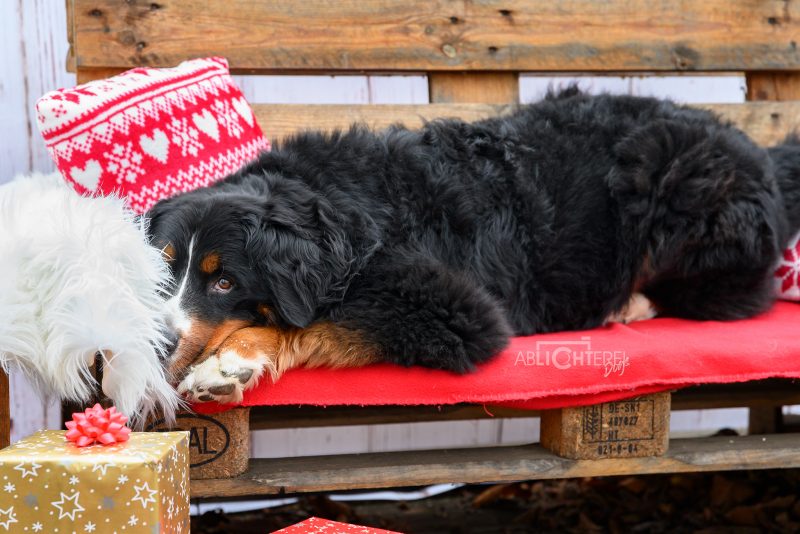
[147,171,372,379]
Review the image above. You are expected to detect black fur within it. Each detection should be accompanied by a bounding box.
[147,91,800,373]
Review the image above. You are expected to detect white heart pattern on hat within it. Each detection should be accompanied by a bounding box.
[231,97,255,126]
[192,109,220,141]
[139,129,170,163]
[69,160,103,191]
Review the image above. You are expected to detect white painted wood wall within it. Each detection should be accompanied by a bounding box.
[3,0,779,453]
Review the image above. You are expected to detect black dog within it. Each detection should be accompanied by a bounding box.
[147,89,800,404]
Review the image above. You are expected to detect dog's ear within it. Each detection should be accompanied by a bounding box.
[242,180,367,327]
[144,196,179,243]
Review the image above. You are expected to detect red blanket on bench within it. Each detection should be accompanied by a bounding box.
[195,302,800,414]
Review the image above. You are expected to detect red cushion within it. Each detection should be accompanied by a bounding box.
[195,301,800,413]
[36,57,269,214]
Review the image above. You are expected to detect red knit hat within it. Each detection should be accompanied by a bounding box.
[36,57,269,213]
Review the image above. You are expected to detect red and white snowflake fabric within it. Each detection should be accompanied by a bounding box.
[776,231,800,301]
[36,57,270,213]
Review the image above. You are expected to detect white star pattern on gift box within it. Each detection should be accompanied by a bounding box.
[69,475,80,485]
[128,514,138,526]
[0,506,17,530]
[91,463,113,476]
[14,462,41,480]
[118,474,128,484]
[52,491,85,520]
[3,482,14,493]
[85,521,96,532]
[132,482,157,509]
[31,521,43,532]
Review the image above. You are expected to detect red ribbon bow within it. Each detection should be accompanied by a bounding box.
[65,404,131,447]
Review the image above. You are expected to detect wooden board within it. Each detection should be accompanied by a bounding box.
[429,72,519,104]
[254,102,800,147]
[541,393,670,459]
[190,432,800,497]
[0,371,9,450]
[747,72,800,101]
[69,0,800,72]
[147,408,250,479]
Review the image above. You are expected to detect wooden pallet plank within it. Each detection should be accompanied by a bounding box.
[71,0,800,72]
[147,408,250,479]
[0,371,9,449]
[747,72,800,101]
[428,72,519,104]
[255,102,800,147]
[541,393,671,459]
[190,433,800,497]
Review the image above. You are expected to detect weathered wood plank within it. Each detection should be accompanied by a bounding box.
[541,393,671,460]
[429,72,519,104]
[258,103,510,142]
[71,0,800,72]
[190,433,800,497]
[254,102,800,147]
[747,72,800,101]
[249,404,535,430]
[0,371,9,449]
[147,408,250,479]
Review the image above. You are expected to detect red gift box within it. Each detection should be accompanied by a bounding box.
[274,517,402,533]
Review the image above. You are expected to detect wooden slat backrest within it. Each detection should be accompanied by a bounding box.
[69,1,800,72]
[66,1,800,141]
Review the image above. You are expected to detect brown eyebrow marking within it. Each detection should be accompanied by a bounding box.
[200,252,221,274]
[162,243,176,262]
[257,304,277,323]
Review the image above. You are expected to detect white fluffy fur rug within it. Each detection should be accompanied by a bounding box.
[0,173,179,425]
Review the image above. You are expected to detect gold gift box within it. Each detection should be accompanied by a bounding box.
[0,430,189,533]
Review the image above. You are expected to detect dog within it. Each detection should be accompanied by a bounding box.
[147,90,800,405]
[0,172,180,425]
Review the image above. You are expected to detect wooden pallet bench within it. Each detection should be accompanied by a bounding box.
[2,0,798,497]
[145,380,800,497]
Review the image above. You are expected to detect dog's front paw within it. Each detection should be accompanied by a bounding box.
[177,349,270,404]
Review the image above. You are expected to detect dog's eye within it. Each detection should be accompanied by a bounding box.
[213,277,234,293]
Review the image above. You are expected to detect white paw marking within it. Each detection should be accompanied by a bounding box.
[177,349,268,404]
[607,293,658,325]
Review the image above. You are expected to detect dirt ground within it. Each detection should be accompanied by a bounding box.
[191,468,800,533]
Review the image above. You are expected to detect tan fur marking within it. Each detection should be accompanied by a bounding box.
[200,252,221,274]
[215,322,380,380]
[162,243,176,262]
[633,252,655,293]
[168,318,252,381]
[256,303,277,323]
